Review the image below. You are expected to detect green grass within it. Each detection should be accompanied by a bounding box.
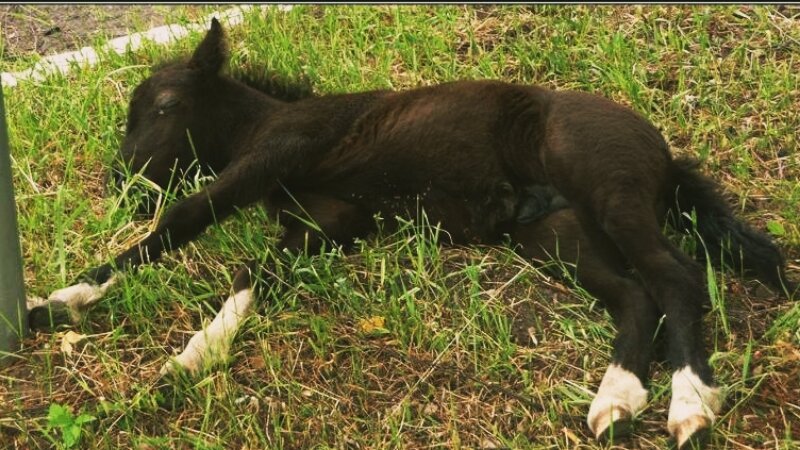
[2,4,799,449]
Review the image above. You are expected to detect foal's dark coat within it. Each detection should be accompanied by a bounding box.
[30,19,795,448]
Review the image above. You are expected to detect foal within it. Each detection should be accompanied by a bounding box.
[28,19,794,449]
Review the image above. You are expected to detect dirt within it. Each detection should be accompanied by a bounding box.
[0,5,217,62]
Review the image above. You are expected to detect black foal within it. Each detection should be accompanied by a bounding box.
[28,19,795,449]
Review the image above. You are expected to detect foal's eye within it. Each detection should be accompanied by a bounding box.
[157,98,181,115]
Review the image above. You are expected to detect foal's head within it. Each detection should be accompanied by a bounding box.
[113,18,234,213]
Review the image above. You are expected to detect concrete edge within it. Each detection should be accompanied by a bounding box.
[1,4,295,89]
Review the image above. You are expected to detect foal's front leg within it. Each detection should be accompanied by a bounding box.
[26,277,118,330]
[159,194,374,376]
[160,260,259,375]
[29,159,269,330]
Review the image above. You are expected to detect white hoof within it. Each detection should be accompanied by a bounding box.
[587,364,648,439]
[667,367,724,449]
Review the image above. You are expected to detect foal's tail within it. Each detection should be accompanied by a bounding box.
[666,156,796,296]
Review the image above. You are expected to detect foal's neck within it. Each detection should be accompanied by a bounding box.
[213,77,288,163]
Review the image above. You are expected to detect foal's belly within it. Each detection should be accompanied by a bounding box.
[328,181,515,244]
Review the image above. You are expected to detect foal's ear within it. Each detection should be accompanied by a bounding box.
[188,17,227,75]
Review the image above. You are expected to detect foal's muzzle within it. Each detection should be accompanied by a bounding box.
[106,165,161,219]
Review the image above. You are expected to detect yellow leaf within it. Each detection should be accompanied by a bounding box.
[562,427,580,445]
[358,316,386,334]
[60,331,87,357]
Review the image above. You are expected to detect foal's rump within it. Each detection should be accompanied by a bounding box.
[539,90,674,210]
[508,156,796,299]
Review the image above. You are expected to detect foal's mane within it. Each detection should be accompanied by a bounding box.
[151,58,316,103]
[230,66,315,102]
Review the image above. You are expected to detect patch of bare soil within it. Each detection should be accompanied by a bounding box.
[0,5,217,62]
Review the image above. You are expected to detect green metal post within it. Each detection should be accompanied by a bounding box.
[0,82,28,366]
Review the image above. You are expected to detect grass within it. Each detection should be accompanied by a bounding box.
[2,4,799,449]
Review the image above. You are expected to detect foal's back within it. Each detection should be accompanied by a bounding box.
[309,80,552,186]
[280,80,554,242]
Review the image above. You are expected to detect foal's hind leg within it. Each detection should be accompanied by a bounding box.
[584,277,658,442]
[160,194,375,376]
[30,154,280,331]
[573,198,723,449]
[511,210,659,441]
